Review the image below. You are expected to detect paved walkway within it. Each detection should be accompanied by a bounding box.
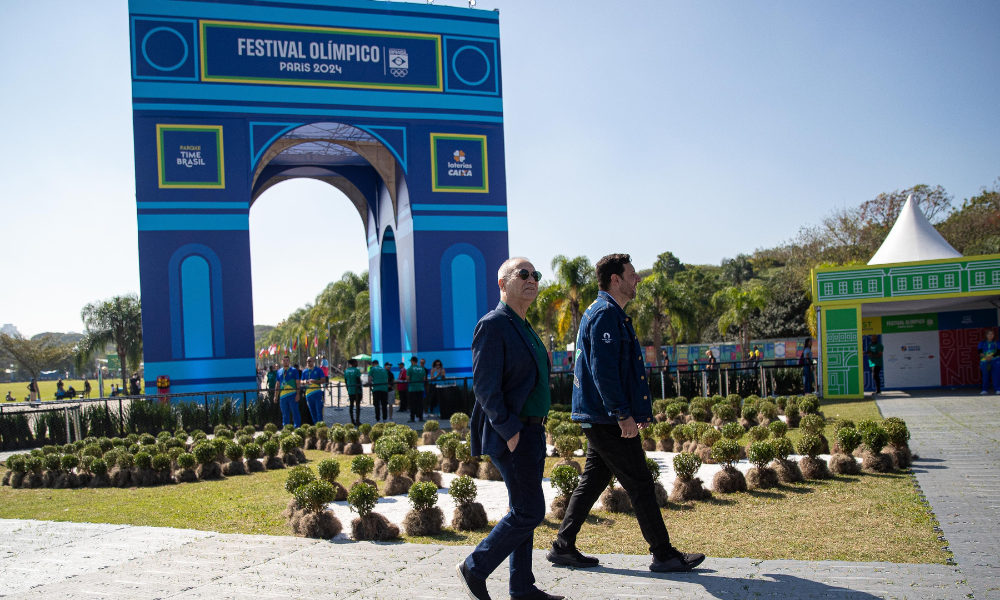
[879,390,1000,600]
[0,519,971,599]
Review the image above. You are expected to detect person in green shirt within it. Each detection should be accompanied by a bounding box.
[504,301,551,419]
[407,356,427,422]
[265,364,277,403]
[866,335,884,396]
[369,360,390,422]
[344,359,362,426]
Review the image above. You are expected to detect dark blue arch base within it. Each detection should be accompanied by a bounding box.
[131,0,507,392]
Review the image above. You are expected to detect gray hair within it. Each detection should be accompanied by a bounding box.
[498,256,531,282]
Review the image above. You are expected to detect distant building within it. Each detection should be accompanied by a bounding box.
[1,324,19,336]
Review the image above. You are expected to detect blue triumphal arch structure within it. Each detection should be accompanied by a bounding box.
[130,0,508,393]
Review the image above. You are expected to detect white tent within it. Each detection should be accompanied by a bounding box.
[867,195,962,265]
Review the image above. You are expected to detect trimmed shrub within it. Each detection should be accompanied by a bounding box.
[317,459,341,483]
[836,427,863,455]
[768,421,788,438]
[882,418,910,447]
[90,458,109,476]
[117,452,135,469]
[862,425,889,454]
[193,442,217,465]
[798,395,819,414]
[672,452,701,480]
[134,451,153,470]
[294,480,336,512]
[416,451,438,474]
[711,439,741,468]
[280,435,300,455]
[151,454,171,472]
[61,454,80,471]
[796,434,823,458]
[690,406,710,423]
[244,443,261,460]
[700,428,722,447]
[645,457,661,482]
[450,412,470,431]
[373,435,410,461]
[757,401,779,422]
[177,453,196,469]
[224,442,244,461]
[721,422,745,440]
[799,414,826,436]
[771,436,795,461]
[550,464,580,499]
[351,455,375,479]
[554,435,581,459]
[423,420,440,433]
[387,454,410,476]
[712,403,736,422]
[263,440,280,458]
[746,440,775,470]
[449,474,478,505]
[285,465,316,494]
[747,425,770,442]
[407,481,439,511]
[347,481,379,518]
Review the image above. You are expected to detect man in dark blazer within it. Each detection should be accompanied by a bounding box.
[456,257,563,600]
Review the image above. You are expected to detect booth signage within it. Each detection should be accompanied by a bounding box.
[199,20,443,91]
[431,133,488,192]
[156,124,225,189]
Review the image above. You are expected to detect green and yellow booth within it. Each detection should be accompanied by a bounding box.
[811,197,1000,399]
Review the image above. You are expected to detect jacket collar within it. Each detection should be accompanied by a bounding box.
[598,291,626,316]
[496,301,551,371]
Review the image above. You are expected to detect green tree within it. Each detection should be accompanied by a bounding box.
[547,255,597,344]
[77,294,143,390]
[630,273,695,363]
[937,180,1000,255]
[712,280,772,354]
[721,254,755,286]
[0,333,74,384]
[652,251,685,279]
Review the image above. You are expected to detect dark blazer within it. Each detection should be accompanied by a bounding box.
[470,301,549,457]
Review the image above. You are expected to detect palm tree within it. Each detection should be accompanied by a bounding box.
[630,273,695,364]
[711,280,772,356]
[77,294,143,391]
[548,255,597,344]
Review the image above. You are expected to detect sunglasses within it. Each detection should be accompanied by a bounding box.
[516,269,542,282]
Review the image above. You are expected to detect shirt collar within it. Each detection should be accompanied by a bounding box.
[598,290,625,314]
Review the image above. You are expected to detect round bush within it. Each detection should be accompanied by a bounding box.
[177,453,197,470]
[6,455,26,472]
[653,422,673,440]
[387,454,410,476]
[125,434,139,445]
[454,441,472,462]
[306,426,318,439]
[165,437,185,450]
[784,403,800,422]
[214,426,233,438]
[43,454,62,471]
[237,434,253,447]
[118,452,135,469]
[80,455,96,472]
[645,457,661,483]
[25,456,43,473]
[139,433,156,446]
[747,440,775,470]
[351,454,375,478]
[862,425,889,454]
[344,429,360,444]
[416,451,438,473]
[796,434,823,458]
[285,465,316,494]
[358,423,372,436]
[263,440,280,458]
[799,414,826,436]
[316,427,329,441]
[550,464,581,498]
[833,419,856,432]
[673,452,702,480]
[317,458,341,483]
[671,424,689,443]
[882,418,910,447]
[60,454,80,471]
[347,481,379,518]
[331,428,347,443]
[768,421,788,438]
[450,412,470,430]
[128,443,141,455]
[193,442,217,465]
[437,434,458,458]
[449,474,478,505]
[90,458,109,476]
[741,405,758,421]
[798,395,819,414]
[290,434,305,449]
[151,454,172,472]
[747,425,770,442]
[554,435,580,458]
[422,420,440,433]
[294,480,337,513]
[757,401,779,421]
[60,443,74,454]
[225,442,244,461]
[771,436,794,461]
[408,481,439,511]
[134,451,152,470]
[712,403,736,421]
[369,423,386,442]
[211,438,228,455]
[102,450,119,468]
[98,438,114,452]
[836,427,863,455]
[243,425,257,435]
[700,428,722,447]
[373,435,410,461]
[775,396,788,410]
[243,443,261,460]
[690,406,710,423]
[82,444,102,458]
[264,423,278,434]
[665,403,682,419]
[711,439,740,468]
[721,422,745,440]
[280,435,299,455]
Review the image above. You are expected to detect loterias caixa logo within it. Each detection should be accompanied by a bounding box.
[156,124,225,189]
[430,133,488,193]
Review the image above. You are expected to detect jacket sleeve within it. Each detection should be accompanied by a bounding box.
[590,309,631,421]
[472,317,524,441]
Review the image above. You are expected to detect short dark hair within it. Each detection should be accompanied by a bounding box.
[371,359,379,365]
[348,359,358,367]
[410,356,419,363]
[595,254,631,291]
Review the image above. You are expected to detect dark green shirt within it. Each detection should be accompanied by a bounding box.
[504,302,551,418]
[867,342,884,368]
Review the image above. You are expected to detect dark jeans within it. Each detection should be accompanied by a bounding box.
[409,391,423,421]
[397,389,408,411]
[466,423,546,597]
[872,366,882,393]
[348,393,362,425]
[373,390,388,421]
[556,423,673,561]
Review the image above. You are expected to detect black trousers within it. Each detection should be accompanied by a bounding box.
[373,390,388,421]
[872,366,882,393]
[556,423,673,560]
[397,389,408,412]
[409,391,423,421]
[348,393,362,425]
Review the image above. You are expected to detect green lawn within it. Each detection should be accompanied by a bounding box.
[1,379,129,403]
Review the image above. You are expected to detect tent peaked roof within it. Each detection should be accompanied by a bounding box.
[868,195,962,265]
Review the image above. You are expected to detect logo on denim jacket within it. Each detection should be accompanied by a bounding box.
[602,332,612,343]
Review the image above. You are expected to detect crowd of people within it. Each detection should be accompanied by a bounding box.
[260,354,458,429]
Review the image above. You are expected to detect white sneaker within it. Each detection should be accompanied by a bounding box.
[981,391,988,395]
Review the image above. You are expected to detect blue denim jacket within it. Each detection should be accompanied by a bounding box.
[571,291,654,425]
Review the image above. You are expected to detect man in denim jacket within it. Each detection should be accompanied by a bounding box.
[547,253,705,573]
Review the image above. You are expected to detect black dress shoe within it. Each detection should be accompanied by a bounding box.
[546,544,600,568]
[510,590,565,600]
[456,560,492,600]
[650,551,706,573]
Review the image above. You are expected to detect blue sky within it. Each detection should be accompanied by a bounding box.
[1,0,997,335]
